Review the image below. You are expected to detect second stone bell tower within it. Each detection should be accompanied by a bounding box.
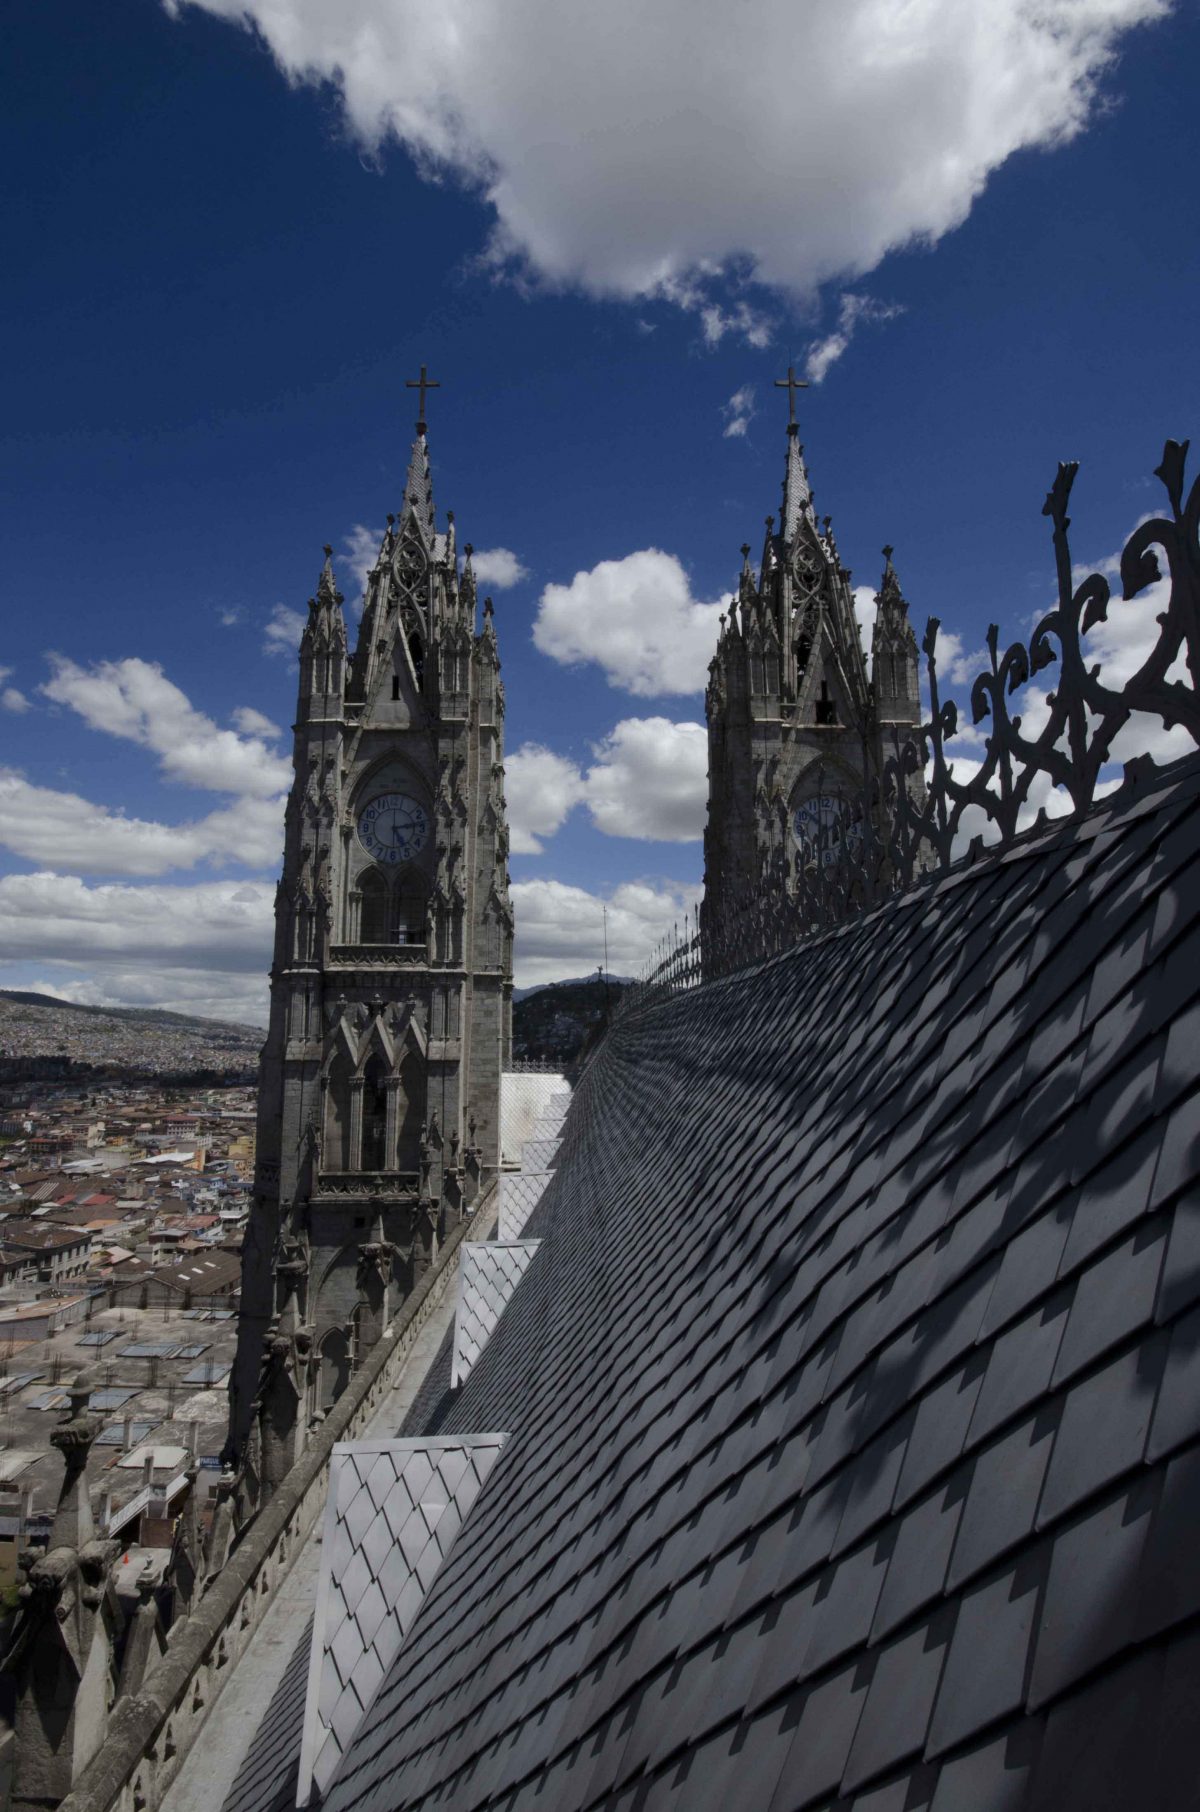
[227,387,514,1491]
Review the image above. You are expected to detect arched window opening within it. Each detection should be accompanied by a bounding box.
[325,1056,352,1171]
[816,680,838,725]
[361,1055,389,1171]
[360,869,390,945]
[396,1051,425,1172]
[397,874,428,945]
[391,673,401,701]
[318,1329,351,1410]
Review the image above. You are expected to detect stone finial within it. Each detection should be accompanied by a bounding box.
[48,1371,100,1553]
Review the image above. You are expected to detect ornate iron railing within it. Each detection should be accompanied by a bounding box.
[619,440,1200,1017]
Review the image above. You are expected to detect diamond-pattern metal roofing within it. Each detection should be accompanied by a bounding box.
[313,757,1200,1812]
[520,1137,560,1171]
[297,1436,507,1805]
[450,1242,542,1389]
[497,1171,552,1241]
[499,1072,568,1164]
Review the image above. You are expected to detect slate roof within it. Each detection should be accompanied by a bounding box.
[249,754,1200,1811]
[299,1436,508,1802]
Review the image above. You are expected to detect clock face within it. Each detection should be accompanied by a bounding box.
[793,793,849,868]
[357,792,430,865]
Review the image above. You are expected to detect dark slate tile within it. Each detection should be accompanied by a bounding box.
[840,1608,955,1795]
[1149,1086,1200,1213]
[1156,1191,1200,1325]
[869,1472,968,1642]
[1134,1442,1200,1646]
[744,1576,823,1719]
[831,1415,913,1557]
[1051,1219,1167,1385]
[968,1288,1072,1446]
[766,1662,874,1811]
[978,1197,1075,1340]
[925,1545,1048,1759]
[1161,993,1200,1107]
[1037,1333,1167,1527]
[893,1354,988,1509]
[1027,1471,1160,1710]
[691,1614,772,1738]
[945,1404,1059,1592]
[649,1723,745,1811]
[847,1771,937,1812]
[1078,1034,1167,1169]
[777,1473,854,1595]
[1153,1624,1200,1812]
[929,1722,1042,1812]
[690,1694,809,1812]
[1029,1649,1162,1812]
[1052,1121,1160,1272]
[1148,1303,1200,1462]
[728,1508,798,1625]
[801,1535,894,1677]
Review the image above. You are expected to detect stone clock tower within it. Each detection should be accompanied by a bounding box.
[702,378,923,943]
[227,398,514,1491]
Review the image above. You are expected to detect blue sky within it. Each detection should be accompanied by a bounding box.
[1,0,1197,1020]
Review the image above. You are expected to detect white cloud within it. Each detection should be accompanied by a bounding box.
[511,877,697,988]
[0,668,31,714]
[805,292,903,384]
[932,625,989,691]
[162,0,1167,322]
[853,585,876,676]
[699,301,773,349]
[219,606,244,628]
[585,719,707,842]
[507,719,707,851]
[342,524,382,602]
[231,705,281,738]
[533,549,728,696]
[471,547,529,590]
[0,772,284,877]
[505,745,587,854]
[0,873,275,1023]
[264,603,307,658]
[41,656,291,799]
[722,386,756,440]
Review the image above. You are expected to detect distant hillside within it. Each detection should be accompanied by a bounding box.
[512,975,627,1071]
[0,991,262,1083]
[0,990,260,1035]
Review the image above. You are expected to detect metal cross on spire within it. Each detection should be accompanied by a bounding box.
[775,363,809,432]
[406,364,440,433]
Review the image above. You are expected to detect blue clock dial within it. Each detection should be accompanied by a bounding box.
[793,792,849,868]
[357,792,430,865]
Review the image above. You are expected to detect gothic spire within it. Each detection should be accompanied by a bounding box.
[398,432,436,547]
[302,546,347,657]
[780,429,819,546]
[878,544,905,607]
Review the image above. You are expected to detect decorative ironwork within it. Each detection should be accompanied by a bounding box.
[620,440,1200,1018]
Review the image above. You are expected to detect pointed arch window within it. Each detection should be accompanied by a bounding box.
[816,680,838,725]
[360,870,392,945]
[325,1052,353,1171]
[361,1056,389,1172]
[358,866,428,947]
